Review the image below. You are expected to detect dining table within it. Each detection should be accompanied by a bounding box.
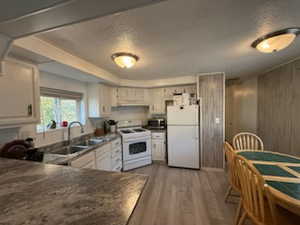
[237,150,300,216]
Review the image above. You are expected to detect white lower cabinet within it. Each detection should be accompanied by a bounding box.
[96,151,112,171]
[70,137,123,172]
[70,151,96,169]
[95,144,112,171]
[111,138,122,172]
[151,132,166,161]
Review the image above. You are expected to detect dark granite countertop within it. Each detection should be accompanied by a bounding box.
[143,126,166,133]
[0,158,147,225]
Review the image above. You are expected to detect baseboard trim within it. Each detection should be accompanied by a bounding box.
[201,167,225,172]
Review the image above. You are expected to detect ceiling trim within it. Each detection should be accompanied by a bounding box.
[0,33,13,75]
[13,36,197,87]
[0,0,166,38]
[119,76,197,88]
[14,36,120,83]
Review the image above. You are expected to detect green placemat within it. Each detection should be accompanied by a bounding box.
[266,180,300,200]
[238,152,300,164]
[288,166,300,174]
[254,164,297,178]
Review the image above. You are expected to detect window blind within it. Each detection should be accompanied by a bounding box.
[40,87,83,100]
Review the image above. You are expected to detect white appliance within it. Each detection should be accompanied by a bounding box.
[118,120,152,171]
[167,105,200,169]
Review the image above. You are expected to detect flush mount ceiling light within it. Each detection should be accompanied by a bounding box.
[111,52,139,68]
[251,28,300,53]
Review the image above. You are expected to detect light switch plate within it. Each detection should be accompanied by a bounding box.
[215,117,220,124]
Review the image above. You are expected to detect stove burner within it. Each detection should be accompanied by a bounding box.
[133,128,146,132]
[120,129,133,134]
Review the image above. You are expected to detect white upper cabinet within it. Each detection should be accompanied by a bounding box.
[149,88,165,114]
[113,87,148,106]
[162,85,197,99]
[0,59,40,127]
[149,85,196,115]
[88,83,112,118]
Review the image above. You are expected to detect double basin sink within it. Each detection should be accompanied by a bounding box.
[55,138,109,155]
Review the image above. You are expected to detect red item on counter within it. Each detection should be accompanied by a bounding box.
[61,121,68,127]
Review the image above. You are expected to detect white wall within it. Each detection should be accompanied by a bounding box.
[226,76,258,142]
[110,106,149,125]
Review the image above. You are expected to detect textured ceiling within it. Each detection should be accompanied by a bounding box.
[37,0,300,80]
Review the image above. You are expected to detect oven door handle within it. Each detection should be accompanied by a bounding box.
[123,137,151,143]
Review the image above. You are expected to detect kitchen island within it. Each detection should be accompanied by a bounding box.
[0,158,148,225]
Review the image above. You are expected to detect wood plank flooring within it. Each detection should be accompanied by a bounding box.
[127,163,238,225]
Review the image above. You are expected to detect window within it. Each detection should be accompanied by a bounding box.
[37,87,83,132]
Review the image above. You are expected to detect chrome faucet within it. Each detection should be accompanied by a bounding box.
[68,121,85,148]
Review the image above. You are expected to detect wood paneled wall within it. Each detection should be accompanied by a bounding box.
[258,59,300,156]
[198,73,225,168]
[225,77,258,142]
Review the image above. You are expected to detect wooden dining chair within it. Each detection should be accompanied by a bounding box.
[233,132,264,151]
[224,141,240,202]
[234,155,299,225]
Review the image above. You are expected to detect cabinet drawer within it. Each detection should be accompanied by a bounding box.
[151,132,165,139]
[71,151,95,168]
[112,146,122,158]
[111,138,121,149]
[95,143,111,159]
[96,151,112,171]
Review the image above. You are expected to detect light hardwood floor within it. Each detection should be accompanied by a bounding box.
[128,163,238,225]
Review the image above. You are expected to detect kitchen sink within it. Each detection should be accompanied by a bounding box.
[53,146,87,155]
[70,145,89,153]
[52,138,105,155]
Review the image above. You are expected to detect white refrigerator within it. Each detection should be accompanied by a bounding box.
[167,105,200,169]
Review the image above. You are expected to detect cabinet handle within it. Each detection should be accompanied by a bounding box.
[28,104,33,116]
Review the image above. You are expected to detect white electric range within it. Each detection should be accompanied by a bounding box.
[118,120,152,171]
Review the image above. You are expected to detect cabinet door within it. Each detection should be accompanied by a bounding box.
[99,84,111,117]
[163,87,175,99]
[96,151,112,171]
[157,140,166,161]
[70,151,96,168]
[185,85,197,95]
[118,88,129,101]
[152,139,165,161]
[135,88,144,102]
[82,160,96,169]
[0,59,39,126]
[104,85,112,116]
[149,88,164,115]
[152,140,158,160]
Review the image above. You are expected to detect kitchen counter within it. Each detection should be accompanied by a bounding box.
[43,133,121,165]
[143,127,166,133]
[0,158,147,225]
